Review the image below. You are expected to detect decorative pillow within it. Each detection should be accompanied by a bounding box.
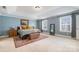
[21,25,27,29]
[28,26,33,29]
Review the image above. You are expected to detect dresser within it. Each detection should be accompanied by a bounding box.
[8,28,17,37]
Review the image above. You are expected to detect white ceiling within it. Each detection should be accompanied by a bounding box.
[0,6,79,20]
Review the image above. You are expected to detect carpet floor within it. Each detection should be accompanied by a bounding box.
[13,35,48,48]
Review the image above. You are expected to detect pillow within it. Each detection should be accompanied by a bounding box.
[21,25,27,30]
[25,25,32,29]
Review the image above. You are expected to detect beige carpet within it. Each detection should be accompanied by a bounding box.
[13,35,48,48]
[0,33,79,52]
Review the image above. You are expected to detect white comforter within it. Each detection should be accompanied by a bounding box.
[18,29,40,37]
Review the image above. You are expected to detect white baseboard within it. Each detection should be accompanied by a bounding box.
[55,34,73,39]
[0,35,9,39]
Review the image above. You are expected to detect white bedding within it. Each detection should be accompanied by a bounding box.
[18,29,40,37]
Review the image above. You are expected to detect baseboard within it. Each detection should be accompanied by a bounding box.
[0,35,9,39]
[55,34,74,39]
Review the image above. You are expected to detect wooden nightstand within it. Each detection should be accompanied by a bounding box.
[8,28,17,37]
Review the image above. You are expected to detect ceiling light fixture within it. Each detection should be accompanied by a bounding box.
[2,6,6,9]
[34,6,42,11]
[34,6,40,8]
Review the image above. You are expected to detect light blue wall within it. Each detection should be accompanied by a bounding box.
[29,20,37,28]
[0,16,37,36]
[0,16,20,35]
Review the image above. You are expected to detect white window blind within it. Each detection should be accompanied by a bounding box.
[60,15,72,32]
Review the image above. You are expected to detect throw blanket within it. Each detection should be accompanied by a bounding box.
[18,29,40,37]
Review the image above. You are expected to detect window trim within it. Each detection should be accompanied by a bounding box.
[60,15,72,32]
[42,20,48,31]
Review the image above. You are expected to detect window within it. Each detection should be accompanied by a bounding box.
[60,15,72,32]
[42,20,48,31]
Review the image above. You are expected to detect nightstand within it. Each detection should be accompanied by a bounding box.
[8,28,17,37]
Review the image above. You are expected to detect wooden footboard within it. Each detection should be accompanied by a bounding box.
[30,32,40,40]
[21,34,30,40]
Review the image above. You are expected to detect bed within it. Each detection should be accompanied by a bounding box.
[18,29,40,39]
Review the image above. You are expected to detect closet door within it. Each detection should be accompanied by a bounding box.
[76,15,79,40]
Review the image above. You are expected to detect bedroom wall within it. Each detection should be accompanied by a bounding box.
[29,20,37,28]
[47,16,71,36]
[0,16,3,36]
[36,20,42,31]
[0,16,37,36]
[37,15,72,36]
[0,16,20,35]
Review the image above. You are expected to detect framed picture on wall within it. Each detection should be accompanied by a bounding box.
[20,19,29,25]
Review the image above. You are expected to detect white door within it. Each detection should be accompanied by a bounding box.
[76,15,79,40]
